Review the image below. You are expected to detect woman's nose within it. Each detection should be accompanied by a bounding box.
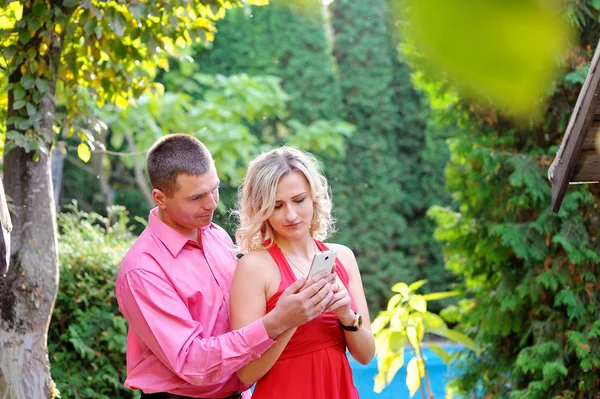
[285,207,297,222]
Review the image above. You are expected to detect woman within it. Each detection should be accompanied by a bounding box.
[230,147,375,398]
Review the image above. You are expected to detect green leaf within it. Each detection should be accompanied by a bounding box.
[77,143,91,163]
[406,326,420,350]
[408,280,428,292]
[372,315,391,335]
[404,0,575,117]
[406,357,423,397]
[19,28,31,44]
[26,102,36,116]
[388,331,407,352]
[444,330,480,355]
[13,85,25,101]
[21,74,35,90]
[387,294,402,311]
[110,13,126,38]
[17,117,33,130]
[391,282,410,297]
[422,291,460,301]
[373,373,386,394]
[27,18,41,31]
[409,295,427,313]
[32,0,47,17]
[13,100,26,110]
[428,343,451,366]
[84,18,97,36]
[35,78,49,93]
[2,45,16,60]
[420,312,447,330]
[386,352,405,384]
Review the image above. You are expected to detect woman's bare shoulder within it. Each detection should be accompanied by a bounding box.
[235,249,280,297]
[236,249,278,276]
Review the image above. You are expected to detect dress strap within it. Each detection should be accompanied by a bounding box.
[266,244,297,287]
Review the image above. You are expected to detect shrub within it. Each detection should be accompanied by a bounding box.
[49,203,138,399]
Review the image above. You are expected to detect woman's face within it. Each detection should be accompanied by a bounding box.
[267,170,314,241]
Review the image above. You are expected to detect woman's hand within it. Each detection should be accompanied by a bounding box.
[324,281,354,325]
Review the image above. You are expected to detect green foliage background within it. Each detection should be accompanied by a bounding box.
[327,0,452,312]
[405,1,600,397]
[50,204,138,399]
[47,0,600,397]
[194,0,452,313]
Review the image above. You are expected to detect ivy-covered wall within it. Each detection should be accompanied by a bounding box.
[327,0,452,310]
[196,0,342,122]
[195,0,452,313]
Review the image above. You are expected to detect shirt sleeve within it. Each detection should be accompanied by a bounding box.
[116,257,275,386]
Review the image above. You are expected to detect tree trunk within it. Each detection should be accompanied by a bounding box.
[0,100,59,398]
[0,11,61,397]
[50,145,66,209]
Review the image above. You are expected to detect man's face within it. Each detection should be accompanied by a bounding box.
[157,165,220,234]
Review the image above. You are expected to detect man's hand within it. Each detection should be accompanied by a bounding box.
[262,270,335,339]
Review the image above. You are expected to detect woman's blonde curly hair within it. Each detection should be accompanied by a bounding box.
[235,146,334,254]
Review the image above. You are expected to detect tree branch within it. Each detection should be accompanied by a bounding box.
[124,133,154,208]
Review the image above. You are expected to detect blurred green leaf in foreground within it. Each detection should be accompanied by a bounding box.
[400,0,575,118]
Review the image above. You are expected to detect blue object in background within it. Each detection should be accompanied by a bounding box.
[349,345,462,399]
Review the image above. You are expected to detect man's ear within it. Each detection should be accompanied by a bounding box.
[152,188,167,209]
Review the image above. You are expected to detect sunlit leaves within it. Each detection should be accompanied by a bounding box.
[0,2,22,30]
[372,281,474,396]
[406,357,425,397]
[0,0,270,156]
[285,119,354,157]
[77,142,91,163]
[103,70,352,186]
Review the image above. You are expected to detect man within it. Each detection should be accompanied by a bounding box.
[116,134,335,399]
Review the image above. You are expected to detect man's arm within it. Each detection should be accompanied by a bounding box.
[116,257,275,386]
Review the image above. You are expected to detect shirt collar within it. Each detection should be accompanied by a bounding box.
[148,208,216,257]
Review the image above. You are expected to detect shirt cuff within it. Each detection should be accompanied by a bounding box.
[245,318,276,355]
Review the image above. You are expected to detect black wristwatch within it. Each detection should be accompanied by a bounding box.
[338,312,362,332]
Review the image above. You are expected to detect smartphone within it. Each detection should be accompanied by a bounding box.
[307,249,337,278]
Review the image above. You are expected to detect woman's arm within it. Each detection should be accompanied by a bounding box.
[230,252,294,385]
[231,251,336,385]
[327,244,376,365]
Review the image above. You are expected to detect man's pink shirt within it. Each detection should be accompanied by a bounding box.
[116,208,275,398]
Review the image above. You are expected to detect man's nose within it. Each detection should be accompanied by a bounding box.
[203,193,218,210]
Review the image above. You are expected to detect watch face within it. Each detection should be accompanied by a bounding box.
[356,314,363,329]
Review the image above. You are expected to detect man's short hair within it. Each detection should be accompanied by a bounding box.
[146,134,213,196]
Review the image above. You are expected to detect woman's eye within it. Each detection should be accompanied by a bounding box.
[295,198,305,203]
[274,204,283,209]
